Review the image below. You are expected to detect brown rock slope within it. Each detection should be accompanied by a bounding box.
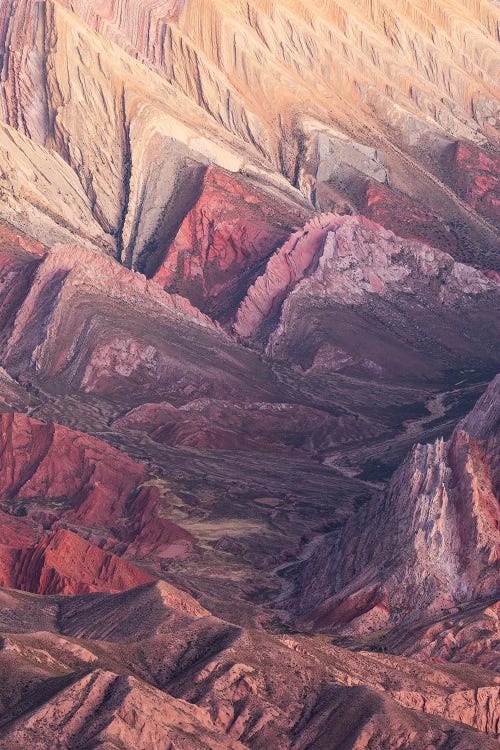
[290,375,500,637]
[0,584,498,748]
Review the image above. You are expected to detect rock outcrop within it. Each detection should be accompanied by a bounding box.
[1,242,279,406]
[236,214,500,382]
[0,413,194,592]
[0,584,498,748]
[446,142,500,225]
[0,0,498,278]
[0,529,155,595]
[152,166,308,319]
[0,122,113,251]
[0,1,498,746]
[292,376,500,636]
[115,398,383,456]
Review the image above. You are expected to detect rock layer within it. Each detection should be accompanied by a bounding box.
[152,166,308,318]
[236,213,500,383]
[0,0,498,279]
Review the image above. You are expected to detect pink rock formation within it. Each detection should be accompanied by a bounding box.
[0,2,498,746]
[234,214,342,339]
[1,529,155,595]
[0,585,498,748]
[0,668,247,750]
[1,242,279,405]
[116,398,383,455]
[294,376,500,636]
[446,142,499,224]
[385,597,500,673]
[256,215,500,380]
[153,166,308,318]
[362,180,461,255]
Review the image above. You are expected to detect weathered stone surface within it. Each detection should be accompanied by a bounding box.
[0,584,498,748]
[0,412,195,589]
[1,242,281,406]
[0,2,498,746]
[1,0,498,277]
[116,397,384,457]
[292,376,500,636]
[237,214,500,382]
[152,166,308,318]
[0,529,155,595]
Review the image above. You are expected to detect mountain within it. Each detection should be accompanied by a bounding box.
[0,0,498,747]
[288,376,500,635]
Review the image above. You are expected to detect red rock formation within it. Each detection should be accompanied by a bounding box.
[0,668,247,750]
[384,597,500,673]
[0,413,195,587]
[1,242,282,405]
[0,412,150,517]
[0,223,45,257]
[116,398,383,455]
[153,167,308,318]
[234,213,341,340]
[4,529,155,595]
[0,585,498,748]
[446,142,499,224]
[293,376,500,636]
[362,180,461,255]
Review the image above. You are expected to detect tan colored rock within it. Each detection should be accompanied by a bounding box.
[0,122,112,250]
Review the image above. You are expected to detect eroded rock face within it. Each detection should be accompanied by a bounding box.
[0,668,247,750]
[152,166,308,319]
[362,180,462,255]
[236,214,500,382]
[0,412,194,593]
[0,529,155,595]
[292,376,500,636]
[0,585,498,749]
[0,1,498,745]
[383,597,500,673]
[234,214,342,340]
[1,242,280,406]
[1,0,498,281]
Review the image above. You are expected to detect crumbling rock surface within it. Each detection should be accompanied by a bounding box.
[1,0,498,279]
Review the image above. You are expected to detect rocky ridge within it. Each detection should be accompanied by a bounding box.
[291,376,500,637]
